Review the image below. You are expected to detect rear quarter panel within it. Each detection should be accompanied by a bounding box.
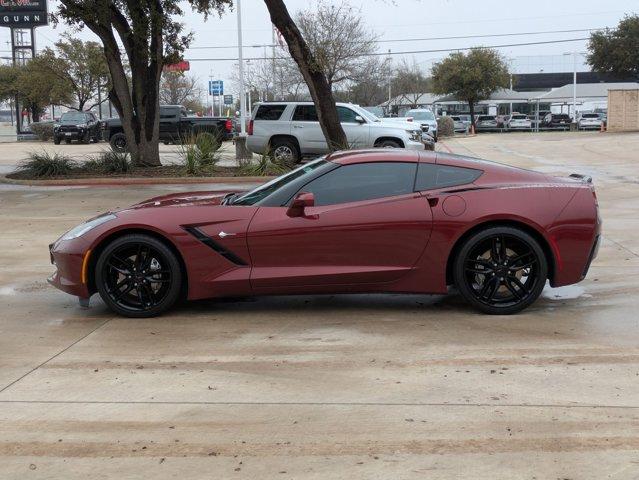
[413,183,597,293]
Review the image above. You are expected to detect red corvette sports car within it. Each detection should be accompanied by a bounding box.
[49,150,601,317]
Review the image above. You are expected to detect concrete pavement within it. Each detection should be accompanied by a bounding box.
[1,131,639,479]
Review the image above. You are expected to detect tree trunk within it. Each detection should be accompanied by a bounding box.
[263,0,348,151]
[80,5,162,167]
[468,100,476,127]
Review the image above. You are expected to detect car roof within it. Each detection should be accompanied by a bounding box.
[326,149,428,165]
[255,101,359,107]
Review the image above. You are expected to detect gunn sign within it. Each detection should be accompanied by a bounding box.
[0,0,48,28]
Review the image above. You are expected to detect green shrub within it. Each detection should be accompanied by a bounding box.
[83,151,131,174]
[177,132,221,174]
[16,151,76,178]
[239,153,291,177]
[30,122,55,142]
[437,116,455,137]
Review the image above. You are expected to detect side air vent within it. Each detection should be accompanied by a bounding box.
[183,226,248,266]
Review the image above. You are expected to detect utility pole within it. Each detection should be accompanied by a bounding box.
[235,0,251,159]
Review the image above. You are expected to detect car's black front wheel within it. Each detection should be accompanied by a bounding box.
[453,227,547,314]
[109,133,128,153]
[53,136,61,145]
[95,234,182,318]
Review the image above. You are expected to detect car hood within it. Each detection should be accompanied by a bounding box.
[129,191,230,210]
[374,119,420,130]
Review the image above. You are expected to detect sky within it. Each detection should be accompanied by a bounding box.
[1,0,637,102]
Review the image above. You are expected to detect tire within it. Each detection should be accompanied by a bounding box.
[95,234,182,318]
[375,139,402,149]
[453,226,547,315]
[82,131,91,144]
[53,136,61,145]
[109,132,128,153]
[270,138,300,164]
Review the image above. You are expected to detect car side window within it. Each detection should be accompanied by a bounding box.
[337,107,359,124]
[297,162,417,206]
[415,163,482,191]
[292,105,319,122]
[255,104,287,121]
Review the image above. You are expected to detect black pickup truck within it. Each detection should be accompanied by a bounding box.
[102,105,234,152]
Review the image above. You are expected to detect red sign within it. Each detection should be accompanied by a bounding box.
[164,61,190,72]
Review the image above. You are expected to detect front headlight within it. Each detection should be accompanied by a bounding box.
[407,130,422,141]
[60,214,116,241]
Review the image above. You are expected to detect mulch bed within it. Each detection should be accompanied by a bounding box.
[6,165,246,181]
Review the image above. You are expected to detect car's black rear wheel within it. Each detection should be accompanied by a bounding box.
[95,234,182,318]
[453,227,547,314]
[270,138,300,164]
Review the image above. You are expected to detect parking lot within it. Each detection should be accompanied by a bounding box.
[1,131,639,479]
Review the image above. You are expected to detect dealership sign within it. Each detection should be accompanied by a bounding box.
[0,0,48,28]
[164,61,190,73]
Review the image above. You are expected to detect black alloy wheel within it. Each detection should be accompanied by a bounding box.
[95,234,182,317]
[454,227,547,314]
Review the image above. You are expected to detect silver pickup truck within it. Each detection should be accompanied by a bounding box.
[246,102,428,163]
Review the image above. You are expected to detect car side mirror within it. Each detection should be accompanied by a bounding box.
[354,115,365,124]
[287,192,315,217]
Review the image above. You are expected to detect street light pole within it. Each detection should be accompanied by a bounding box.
[237,0,246,137]
[572,52,577,121]
[235,0,251,160]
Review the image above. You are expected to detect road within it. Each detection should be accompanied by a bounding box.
[1,131,639,479]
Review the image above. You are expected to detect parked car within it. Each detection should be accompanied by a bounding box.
[495,115,511,129]
[506,114,532,131]
[246,102,426,163]
[578,113,604,130]
[403,109,439,141]
[450,116,468,133]
[542,113,572,130]
[53,111,101,145]
[457,114,472,130]
[48,149,601,317]
[474,115,499,132]
[102,105,233,153]
[530,110,551,130]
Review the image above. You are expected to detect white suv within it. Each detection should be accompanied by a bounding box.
[247,102,426,163]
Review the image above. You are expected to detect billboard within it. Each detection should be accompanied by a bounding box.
[164,61,190,73]
[0,0,49,28]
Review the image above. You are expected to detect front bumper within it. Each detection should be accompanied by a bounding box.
[48,238,91,298]
[55,128,87,140]
[405,139,429,151]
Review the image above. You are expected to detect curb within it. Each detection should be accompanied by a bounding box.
[0,175,272,187]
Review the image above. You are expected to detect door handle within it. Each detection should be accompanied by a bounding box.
[293,125,304,129]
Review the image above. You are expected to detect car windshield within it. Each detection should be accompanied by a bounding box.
[512,115,527,119]
[407,110,435,121]
[60,113,87,123]
[231,159,328,206]
[358,108,381,123]
[582,114,599,118]
[479,116,495,120]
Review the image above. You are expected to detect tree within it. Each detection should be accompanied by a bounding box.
[296,1,378,91]
[0,63,71,122]
[263,0,347,150]
[31,33,110,112]
[160,72,203,112]
[392,59,431,98]
[56,0,232,166]
[431,48,510,124]
[587,15,639,77]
